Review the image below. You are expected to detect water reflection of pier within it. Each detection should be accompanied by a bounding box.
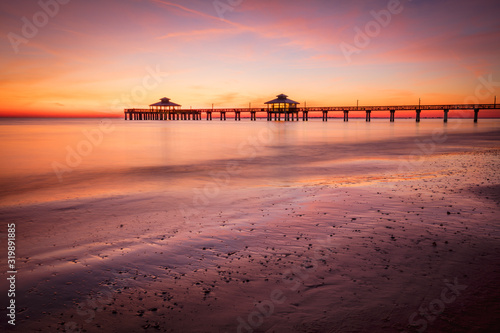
[124,94,499,123]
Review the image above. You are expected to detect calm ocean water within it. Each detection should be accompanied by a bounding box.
[0,118,499,206]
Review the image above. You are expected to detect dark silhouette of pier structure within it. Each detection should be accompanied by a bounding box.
[125,95,499,123]
[264,94,303,121]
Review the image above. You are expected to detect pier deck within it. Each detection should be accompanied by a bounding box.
[124,104,499,122]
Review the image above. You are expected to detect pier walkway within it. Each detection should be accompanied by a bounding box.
[124,104,499,123]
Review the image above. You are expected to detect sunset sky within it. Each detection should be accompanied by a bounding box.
[1,0,499,117]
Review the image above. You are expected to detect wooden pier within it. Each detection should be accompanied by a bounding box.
[125,104,499,123]
[125,95,499,123]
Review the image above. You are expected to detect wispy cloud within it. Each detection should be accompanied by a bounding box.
[151,0,252,30]
[157,28,236,40]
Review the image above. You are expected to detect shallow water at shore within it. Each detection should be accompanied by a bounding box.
[0,118,499,206]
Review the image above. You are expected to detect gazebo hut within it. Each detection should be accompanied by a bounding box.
[148,97,202,120]
[149,97,181,112]
[265,93,300,121]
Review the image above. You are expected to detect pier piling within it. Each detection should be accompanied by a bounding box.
[302,111,309,121]
[125,103,498,123]
[343,110,349,122]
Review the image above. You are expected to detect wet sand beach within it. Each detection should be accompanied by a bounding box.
[1,120,499,332]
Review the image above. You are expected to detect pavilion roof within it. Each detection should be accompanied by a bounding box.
[150,97,181,107]
[265,94,300,105]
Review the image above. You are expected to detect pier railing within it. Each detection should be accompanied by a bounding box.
[124,104,499,122]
